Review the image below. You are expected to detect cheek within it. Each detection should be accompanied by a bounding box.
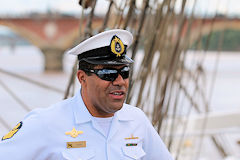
[125,79,129,88]
[87,78,110,95]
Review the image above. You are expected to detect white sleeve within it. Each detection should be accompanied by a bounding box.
[142,116,174,160]
[0,112,49,160]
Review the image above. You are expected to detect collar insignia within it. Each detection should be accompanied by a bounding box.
[125,134,139,140]
[2,121,23,141]
[110,35,125,57]
[65,127,83,138]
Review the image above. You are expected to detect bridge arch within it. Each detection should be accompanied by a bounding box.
[0,25,45,72]
[0,17,104,71]
[0,18,83,71]
[0,22,46,48]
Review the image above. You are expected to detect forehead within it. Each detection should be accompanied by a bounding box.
[94,64,128,69]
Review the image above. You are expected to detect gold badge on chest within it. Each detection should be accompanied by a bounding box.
[65,127,83,138]
[125,134,139,140]
[67,141,86,148]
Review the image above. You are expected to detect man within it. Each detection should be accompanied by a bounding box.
[0,29,173,159]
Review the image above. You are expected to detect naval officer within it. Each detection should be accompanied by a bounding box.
[0,29,173,160]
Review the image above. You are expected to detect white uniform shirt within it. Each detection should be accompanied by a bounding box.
[0,90,173,160]
[93,117,113,137]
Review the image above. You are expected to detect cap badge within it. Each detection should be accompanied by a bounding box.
[110,35,125,57]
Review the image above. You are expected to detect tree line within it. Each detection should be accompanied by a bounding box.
[192,29,240,51]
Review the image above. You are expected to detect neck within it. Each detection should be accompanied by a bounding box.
[81,89,114,118]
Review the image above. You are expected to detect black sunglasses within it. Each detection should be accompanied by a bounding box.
[84,66,130,81]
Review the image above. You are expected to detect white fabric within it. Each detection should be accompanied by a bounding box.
[67,29,133,55]
[93,116,113,137]
[0,90,174,160]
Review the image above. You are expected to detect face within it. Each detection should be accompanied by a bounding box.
[77,65,129,117]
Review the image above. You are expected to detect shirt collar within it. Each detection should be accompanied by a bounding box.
[115,104,134,121]
[72,89,92,124]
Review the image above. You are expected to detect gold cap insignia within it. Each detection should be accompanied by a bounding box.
[2,121,23,141]
[110,35,125,57]
[65,127,83,138]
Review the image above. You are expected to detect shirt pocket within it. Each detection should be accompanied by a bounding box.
[62,149,95,160]
[122,146,146,160]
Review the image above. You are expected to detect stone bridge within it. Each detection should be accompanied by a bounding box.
[0,16,239,71]
[0,16,103,71]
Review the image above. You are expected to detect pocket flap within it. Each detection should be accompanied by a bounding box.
[62,149,95,160]
[122,146,146,159]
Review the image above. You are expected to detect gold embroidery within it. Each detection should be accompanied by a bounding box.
[2,122,22,140]
[110,36,125,57]
[65,127,83,138]
[125,134,139,140]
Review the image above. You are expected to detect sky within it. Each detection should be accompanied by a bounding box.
[0,0,240,34]
[0,0,109,16]
[0,0,240,17]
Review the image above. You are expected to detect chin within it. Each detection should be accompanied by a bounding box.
[111,103,124,112]
[117,104,124,110]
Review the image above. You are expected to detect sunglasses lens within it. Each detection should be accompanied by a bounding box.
[120,66,130,79]
[96,69,118,81]
[93,66,130,81]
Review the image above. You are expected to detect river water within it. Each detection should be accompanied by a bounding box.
[0,46,240,159]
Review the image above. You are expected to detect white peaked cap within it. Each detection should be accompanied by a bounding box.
[67,29,134,65]
[68,29,133,55]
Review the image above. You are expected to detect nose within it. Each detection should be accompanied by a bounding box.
[112,74,126,86]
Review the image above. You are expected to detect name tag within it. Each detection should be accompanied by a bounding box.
[67,141,86,148]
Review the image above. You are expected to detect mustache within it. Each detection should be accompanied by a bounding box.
[108,86,127,92]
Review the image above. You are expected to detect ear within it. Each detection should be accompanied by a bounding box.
[77,70,87,85]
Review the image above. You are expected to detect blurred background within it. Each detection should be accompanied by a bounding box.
[0,0,240,159]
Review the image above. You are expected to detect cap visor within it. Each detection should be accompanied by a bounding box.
[82,55,134,65]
